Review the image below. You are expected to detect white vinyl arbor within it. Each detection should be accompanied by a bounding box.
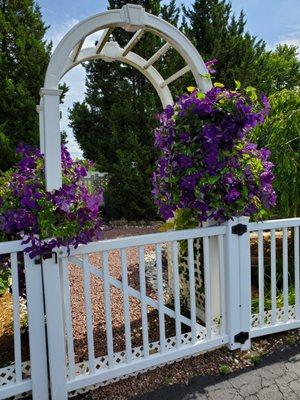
[39,3,212,191]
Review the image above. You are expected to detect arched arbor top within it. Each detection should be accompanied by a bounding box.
[39,4,212,190]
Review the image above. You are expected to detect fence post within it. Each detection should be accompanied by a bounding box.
[24,254,49,400]
[42,254,68,400]
[203,221,220,321]
[224,217,251,350]
[224,217,240,350]
[237,216,251,350]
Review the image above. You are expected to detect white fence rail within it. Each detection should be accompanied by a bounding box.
[0,217,299,399]
[249,218,300,338]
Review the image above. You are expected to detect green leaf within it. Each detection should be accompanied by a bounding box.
[200,73,211,79]
[234,80,241,90]
[197,92,205,99]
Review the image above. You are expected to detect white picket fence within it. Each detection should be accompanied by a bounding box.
[249,219,300,337]
[0,217,299,400]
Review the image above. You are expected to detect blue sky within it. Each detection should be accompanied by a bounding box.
[36,0,300,158]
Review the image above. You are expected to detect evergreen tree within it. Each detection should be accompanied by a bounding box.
[0,0,52,170]
[183,0,300,94]
[182,0,266,89]
[69,0,180,220]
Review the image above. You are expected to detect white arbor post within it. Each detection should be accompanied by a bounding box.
[40,88,63,191]
[36,101,44,154]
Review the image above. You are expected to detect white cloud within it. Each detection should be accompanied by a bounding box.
[83,32,103,49]
[278,23,300,58]
[279,36,300,49]
[46,18,80,49]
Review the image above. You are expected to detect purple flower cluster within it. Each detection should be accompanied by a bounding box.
[0,144,104,257]
[152,86,276,222]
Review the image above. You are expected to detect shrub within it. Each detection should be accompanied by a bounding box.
[251,88,300,217]
[152,84,276,224]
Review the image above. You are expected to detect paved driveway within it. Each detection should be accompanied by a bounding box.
[135,344,300,400]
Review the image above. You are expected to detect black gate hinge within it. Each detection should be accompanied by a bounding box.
[232,223,247,236]
[34,251,58,265]
[234,331,249,344]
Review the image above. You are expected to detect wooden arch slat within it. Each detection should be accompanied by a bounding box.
[143,42,171,69]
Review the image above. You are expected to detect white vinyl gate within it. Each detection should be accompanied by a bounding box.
[0,217,299,400]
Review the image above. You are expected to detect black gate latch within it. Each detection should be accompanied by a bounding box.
[232,223,247,236]
[34,251,58,265]
[234,331,249,344]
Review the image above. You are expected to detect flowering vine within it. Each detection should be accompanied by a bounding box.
[0,144,104,258]
[152,84,276,224]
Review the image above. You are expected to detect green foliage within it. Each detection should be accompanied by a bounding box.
[253,45,300,94]
[0,269,10,295]
[182,0,266,89]
[0,128,15,171]
[0,0,52,170]
[219,364,231,375]
[160,209,198,232]
[250,354,262,365]
[285,333,297,346]
[252,288,296,315]
[251,89,300,217]
[182,1,300,95]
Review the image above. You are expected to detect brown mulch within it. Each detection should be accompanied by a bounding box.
[0,292,29,368]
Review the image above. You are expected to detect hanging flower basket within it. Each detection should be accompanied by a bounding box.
[152,83,277,317]
[0,144,105,297]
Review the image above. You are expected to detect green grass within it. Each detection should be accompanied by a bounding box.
[250,354,262,365]
[252,287,295,314]
[219,364,231,375]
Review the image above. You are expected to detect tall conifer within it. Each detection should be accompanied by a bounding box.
[182,0,266,88]
[0,0,51,169]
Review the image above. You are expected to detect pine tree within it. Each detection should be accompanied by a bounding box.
[0,0,52,170]
[69,0,180,220]
[182,0,266,89]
